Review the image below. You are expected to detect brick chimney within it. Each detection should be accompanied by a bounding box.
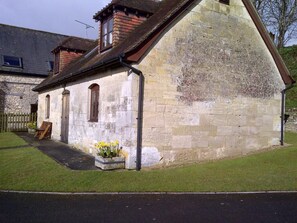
[52,37,95,74]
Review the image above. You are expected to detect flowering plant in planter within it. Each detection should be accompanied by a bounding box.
[94,140,125,170]
[27,121,37,134]
[27,121,37,130]
[95,140,121,158]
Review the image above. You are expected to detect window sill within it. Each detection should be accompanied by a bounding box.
[2,64,23,69]
[88,119,98,123]
[100,45,113,53]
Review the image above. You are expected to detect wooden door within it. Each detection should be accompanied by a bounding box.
[61,90,70,143]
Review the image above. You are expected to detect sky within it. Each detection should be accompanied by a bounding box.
[0,0,110,40]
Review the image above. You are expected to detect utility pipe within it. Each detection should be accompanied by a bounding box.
[119,56,144,171]
[280,84,295,145]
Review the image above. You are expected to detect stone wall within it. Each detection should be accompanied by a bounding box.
[0,73,45,113]
[136,0,285,167]
[37,68,139,168]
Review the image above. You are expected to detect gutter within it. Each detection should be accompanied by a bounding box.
[119,56,144,171]
[280,84,295,145]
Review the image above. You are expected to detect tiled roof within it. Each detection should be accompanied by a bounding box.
[52,37,96,53]
[93,0,161,20]
[0,24,68,76]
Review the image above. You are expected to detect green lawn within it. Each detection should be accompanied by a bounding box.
[0,132,296,192]
[0,132,28,148]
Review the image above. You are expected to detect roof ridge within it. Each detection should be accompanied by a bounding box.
[0,23,69,37]
[93,0,161,20]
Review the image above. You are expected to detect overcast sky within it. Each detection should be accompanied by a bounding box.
[0,0,110,40]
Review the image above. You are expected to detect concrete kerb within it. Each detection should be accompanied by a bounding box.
[1,190,297,196]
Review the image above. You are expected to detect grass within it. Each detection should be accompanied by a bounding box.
[0,132,296,192]
[0,132,28,148]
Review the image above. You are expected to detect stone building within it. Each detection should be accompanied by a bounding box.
[0,24,69,113]
[0,24,94,114]
[34,0,295,169]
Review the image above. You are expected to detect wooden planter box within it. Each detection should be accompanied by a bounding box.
[95,155,125,170]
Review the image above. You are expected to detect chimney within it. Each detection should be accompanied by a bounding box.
[52,37,95,74]
[53,51,83,74]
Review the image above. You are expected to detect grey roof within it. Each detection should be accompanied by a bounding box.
[52,37,96,53]
[0,24,68,77]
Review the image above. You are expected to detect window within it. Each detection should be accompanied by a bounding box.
[219,0,230,5]
[3,55,23,68]
[101,17,114,50]
[45,95,50,119]
[54,53,60,74]
[89,84,99,122]
[47,61,54,72]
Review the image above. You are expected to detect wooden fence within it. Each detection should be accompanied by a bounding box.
[0,113,37,132]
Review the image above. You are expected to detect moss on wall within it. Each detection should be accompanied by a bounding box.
[168,1,284,103]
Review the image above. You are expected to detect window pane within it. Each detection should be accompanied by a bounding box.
[108,32,113,45]
[108,18,114,32]
[48,61,54,71]
[103,22,107,35]
[3,55,22,67]
[103,35,107,47]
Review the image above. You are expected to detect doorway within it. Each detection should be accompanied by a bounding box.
[61,90,70,143]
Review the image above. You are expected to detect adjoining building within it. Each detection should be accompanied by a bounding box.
[0,24,94,114]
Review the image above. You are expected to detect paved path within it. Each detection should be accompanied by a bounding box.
[1,192,297,223]
[15,132,97,170]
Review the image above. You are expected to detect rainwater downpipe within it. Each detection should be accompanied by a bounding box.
[119,56,144,171]
[280,84,294,145]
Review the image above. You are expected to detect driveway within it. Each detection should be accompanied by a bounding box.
[1,192,297,223]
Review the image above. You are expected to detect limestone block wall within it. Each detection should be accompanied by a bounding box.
[136,0,285,167]
[0,73,44,113]
[38,87,63,139]
[38,68,139,168]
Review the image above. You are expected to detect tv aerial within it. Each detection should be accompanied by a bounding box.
[75,20,95,38]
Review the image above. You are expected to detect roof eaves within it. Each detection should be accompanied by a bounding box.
[33,56,120,92]
[0,69,49,77]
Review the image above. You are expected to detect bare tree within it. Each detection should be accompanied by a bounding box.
[251,0,297,48]
[251,0,268,17]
